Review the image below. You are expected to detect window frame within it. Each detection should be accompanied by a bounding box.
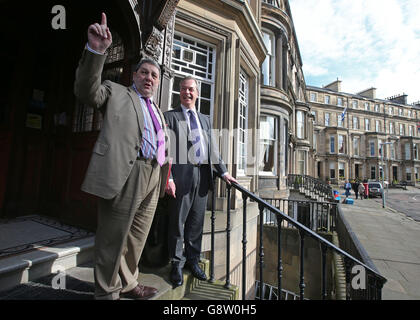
[237,69,249,175]
[261,29,276,87]
[296,110,305,139]
[170,33,217,115]
[259,114,278,176]
[330,136,335,153]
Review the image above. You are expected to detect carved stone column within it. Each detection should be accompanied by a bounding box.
[139,0,179,107]
[158,12,175,111]
[138,0,178,268]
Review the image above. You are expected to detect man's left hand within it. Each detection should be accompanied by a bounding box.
[222,173,238,185]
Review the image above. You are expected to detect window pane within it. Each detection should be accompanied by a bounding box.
[262,57,270,86]
[262,32,272,55]
[297,111,304,139]
[259,115,277,174]
[200,99,210,115]
[196,53,207,67]
[201,83,211,99]
[172,46,181,59]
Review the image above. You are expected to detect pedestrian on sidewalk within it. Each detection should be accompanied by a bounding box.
[358,182,365,200]
[344,180,352,198]
[352,180,360,199]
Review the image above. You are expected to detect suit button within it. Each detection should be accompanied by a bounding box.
[129,160,134,165]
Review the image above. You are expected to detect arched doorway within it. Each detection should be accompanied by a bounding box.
[0,0,141,230]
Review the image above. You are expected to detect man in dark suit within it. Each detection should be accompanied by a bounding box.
[164,76,237,287]
[74,13,170,300]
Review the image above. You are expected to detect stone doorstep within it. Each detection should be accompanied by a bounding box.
[0,236,95,293]
[1,256,238,300]
[141,259,238,300]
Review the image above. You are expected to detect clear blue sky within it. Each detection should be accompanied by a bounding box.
[289,0,420,104]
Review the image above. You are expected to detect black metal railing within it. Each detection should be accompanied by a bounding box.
[287,174,335,201]
[209,178,387,300]
[260,198,337,233]
[255,280,307,300]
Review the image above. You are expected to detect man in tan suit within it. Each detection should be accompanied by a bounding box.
[74,13,170,300]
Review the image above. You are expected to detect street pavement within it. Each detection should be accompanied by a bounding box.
[340,187,420,300]
[373,187,420,222]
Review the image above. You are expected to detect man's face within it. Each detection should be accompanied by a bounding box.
[180,79,198,109]
[133,63,160,98]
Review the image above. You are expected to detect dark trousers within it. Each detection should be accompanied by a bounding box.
[168,165,209,268]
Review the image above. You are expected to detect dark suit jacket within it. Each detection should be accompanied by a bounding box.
[74,49,170,199]
[164,107,227,195]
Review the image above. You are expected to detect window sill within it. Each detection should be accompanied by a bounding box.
[259,172,277,177]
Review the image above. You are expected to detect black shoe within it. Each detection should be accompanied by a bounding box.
[170,265,184,288]
[186,262,208,281]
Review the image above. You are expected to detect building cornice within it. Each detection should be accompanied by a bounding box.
[219,0,267,60]
[308,85,417,109]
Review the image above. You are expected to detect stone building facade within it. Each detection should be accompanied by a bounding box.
[308,80,420,185]
[168,0,267,299]
[0,0,310,300]
[258,0,311,198]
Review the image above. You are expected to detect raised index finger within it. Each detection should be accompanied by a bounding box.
[101,12,107,26]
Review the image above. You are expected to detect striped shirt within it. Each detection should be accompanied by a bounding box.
[132,84,162,160]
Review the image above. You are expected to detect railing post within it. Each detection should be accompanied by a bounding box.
[376,276,384,300]
[277,217,283,300]
[321,243,327,300]
[299,229,306,300]
[242,193,248,300]
[258,202,264,300]
[225,184,231,289]
[209,176,216,283]
[344,257,352,300]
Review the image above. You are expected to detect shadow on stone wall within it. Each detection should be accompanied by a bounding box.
[257,225,335,300]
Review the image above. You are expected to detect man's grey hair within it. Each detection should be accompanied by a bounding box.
[134,58,161,76]
[179,75,199,93]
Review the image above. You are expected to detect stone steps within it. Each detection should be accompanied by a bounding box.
[0,214,237,300]
[0,215,95,293]
[0,259,238,300]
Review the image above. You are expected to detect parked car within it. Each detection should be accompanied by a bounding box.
[368,182,383,198]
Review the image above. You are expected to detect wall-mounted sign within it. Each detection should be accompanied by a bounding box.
[26,113,42,129]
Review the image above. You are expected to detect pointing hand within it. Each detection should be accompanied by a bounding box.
[87,12,112,54]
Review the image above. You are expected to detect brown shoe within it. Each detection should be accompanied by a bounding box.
[121,285,158,300]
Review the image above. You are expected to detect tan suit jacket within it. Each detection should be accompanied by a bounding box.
[74,49,170,199]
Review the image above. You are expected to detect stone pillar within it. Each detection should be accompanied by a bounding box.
[276,32,283,90]
[138,0,179,108]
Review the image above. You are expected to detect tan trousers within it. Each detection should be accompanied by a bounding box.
[94,158,161,300]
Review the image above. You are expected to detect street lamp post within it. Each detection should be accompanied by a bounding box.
[380,142,393,208]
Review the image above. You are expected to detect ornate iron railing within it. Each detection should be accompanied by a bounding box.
[260,198,337,233]
[209,178,387,300]
[287,174,335,202]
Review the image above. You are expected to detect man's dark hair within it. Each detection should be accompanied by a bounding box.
[134,58,161,76]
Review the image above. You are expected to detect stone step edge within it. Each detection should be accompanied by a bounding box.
[0,236,94,292]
